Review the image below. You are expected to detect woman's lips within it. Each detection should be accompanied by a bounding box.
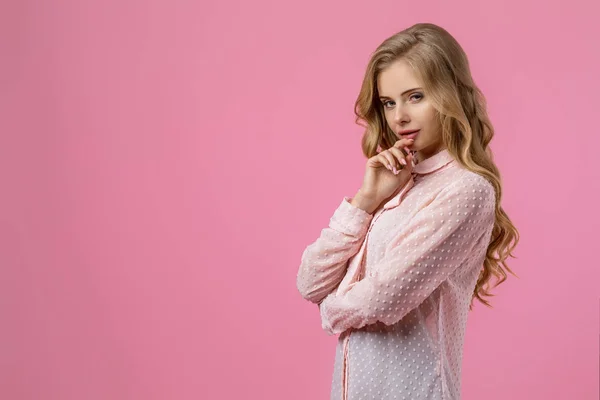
[399,130,419,140]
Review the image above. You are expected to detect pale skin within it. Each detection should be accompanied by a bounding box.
[351,59,446,214]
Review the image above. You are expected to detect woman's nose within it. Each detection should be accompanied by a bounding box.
[393,105,410,123]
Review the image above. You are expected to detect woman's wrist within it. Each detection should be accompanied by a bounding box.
[350,192,378,214]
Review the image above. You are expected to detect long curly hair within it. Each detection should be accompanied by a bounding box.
[354,23,519,309]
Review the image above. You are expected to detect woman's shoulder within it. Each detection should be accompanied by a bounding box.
[439,166,496,201]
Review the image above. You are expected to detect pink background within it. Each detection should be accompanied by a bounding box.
[1,0,598,399]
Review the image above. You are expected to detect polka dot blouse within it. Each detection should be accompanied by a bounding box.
[297,149,496,400]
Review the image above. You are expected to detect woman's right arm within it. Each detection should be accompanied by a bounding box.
[296,196,374,304]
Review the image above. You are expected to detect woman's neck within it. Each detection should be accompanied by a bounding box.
[415,146,446,163]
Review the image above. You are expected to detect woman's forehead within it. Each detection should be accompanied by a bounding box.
[377,61,422,96]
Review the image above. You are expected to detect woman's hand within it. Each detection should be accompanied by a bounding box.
[352,138,415,213]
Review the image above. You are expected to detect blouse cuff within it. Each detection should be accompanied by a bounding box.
[328,196,374,238]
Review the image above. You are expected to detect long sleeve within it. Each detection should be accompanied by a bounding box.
[319,178,496,335]
[296,196,374,304]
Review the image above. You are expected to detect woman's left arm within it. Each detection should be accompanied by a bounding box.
[319,176,496,335]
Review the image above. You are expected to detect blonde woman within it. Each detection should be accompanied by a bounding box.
[296,23,519,400]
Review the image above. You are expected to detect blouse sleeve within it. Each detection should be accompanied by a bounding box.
[318,178,496,335]
[296,197,374,304]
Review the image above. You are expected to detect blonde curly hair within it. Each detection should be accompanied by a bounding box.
[354,23,520,309]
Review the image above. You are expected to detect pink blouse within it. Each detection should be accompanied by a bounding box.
[297,149,496,400]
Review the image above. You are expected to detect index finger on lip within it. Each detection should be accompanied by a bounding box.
[393,138,413,148]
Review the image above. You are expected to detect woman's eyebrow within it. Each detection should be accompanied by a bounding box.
[379,87,422,100]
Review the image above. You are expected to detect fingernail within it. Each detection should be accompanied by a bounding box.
[399,159,407,166]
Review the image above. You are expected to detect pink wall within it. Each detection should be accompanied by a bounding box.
[1,0,598,399]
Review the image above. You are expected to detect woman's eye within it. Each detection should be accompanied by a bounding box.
[383,93,422,108]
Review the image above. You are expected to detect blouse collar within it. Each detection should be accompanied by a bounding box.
[381,148,455,210]
[412,148,455,175]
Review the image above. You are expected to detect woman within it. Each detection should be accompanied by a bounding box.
[296,23,519,400]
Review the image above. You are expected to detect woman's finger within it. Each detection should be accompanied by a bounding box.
[380,151,397,171]
[388,147,408,169]
[392,138,415,156]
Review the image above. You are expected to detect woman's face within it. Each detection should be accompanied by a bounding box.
[377,59,444,162]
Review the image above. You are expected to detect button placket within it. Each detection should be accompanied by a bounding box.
[362,209,385,279]
[341,206,388,400]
